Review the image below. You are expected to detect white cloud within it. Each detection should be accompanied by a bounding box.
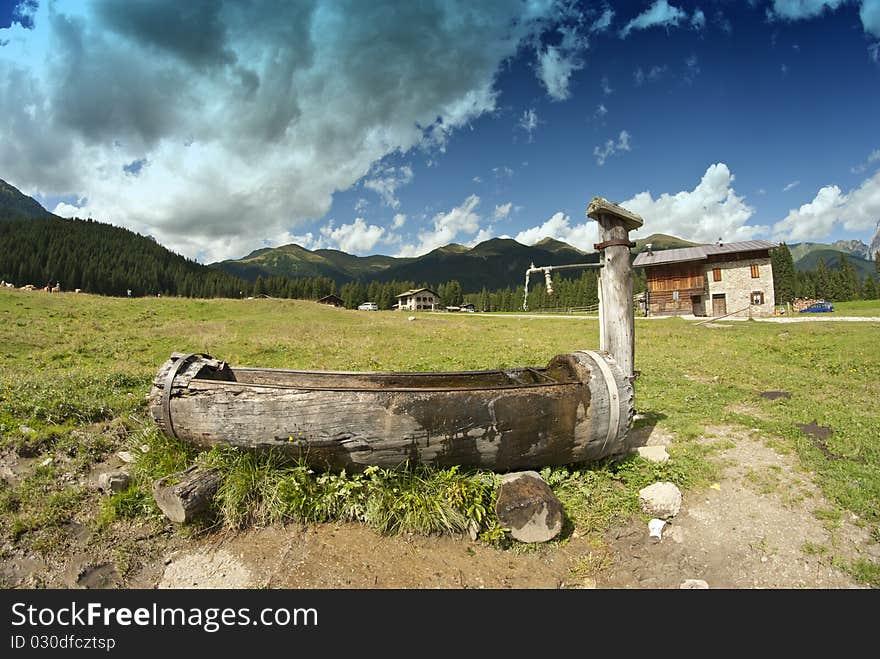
[493,202,513,220]
[768,1,847,22]
[595,103,608,119]
[590,8,614,33]
[870,149,880,162]
[518,108,539,141]
[623,163,763,243]
[620,1,688,38]
[472,175,482,184]
[594,130,631,166]
[768,1,880,39]
[363,164,413,209]
[354,198,369,212]
[684,55,700,83]
[861,1,880,38]
[493,165,514,178]
[515,211,598,252]
[783,180,801,192]
[772,171,880,240]
[0,0,566,263]
[535,25,589,101]
[601,75,613,95]
[634,64,666,86]
[391,213,407,229]
[691,8,706,29]
[319,218,385,254]
[397,195,483,257]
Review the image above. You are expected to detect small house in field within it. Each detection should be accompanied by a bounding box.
[317,294,344,308]
[395,287,439,311]
[633,240,778,317]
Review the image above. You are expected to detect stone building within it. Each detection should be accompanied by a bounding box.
[633,240,778,317]
[394,287,440,311]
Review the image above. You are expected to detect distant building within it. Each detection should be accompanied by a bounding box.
[395,287,439,311]
[633,240,778,317]
[317,294,344,307]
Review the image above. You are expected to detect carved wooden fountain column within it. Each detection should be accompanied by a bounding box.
[586,197,644,380]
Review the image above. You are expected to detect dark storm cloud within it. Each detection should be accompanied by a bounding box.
[94,0,235,70]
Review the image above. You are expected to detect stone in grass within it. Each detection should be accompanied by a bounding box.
[680,579,709,589]
[636,445,669,463]
[97,471,132,494]
[638,482,682,519]
[495,471,563,543]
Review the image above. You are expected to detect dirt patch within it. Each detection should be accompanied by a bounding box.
[599,427,875,588]
[760,391,791,400]
[3,425,876,590]
[156,524,595,589]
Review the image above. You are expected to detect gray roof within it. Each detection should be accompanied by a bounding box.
[395,287,438,298]
[633,240,778,267]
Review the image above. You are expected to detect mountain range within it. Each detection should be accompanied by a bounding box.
[2,177,877,294]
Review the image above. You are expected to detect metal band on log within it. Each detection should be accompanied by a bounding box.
[147,351,634,472]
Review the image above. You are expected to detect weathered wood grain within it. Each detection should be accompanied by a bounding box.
[148,351,634,472]
[152,465,222,523]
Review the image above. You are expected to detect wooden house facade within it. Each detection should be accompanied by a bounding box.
[633,240,778,318]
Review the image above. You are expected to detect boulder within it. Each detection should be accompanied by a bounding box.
[636,445,669,463]
[495,471,564,543]
[638,482,682,519]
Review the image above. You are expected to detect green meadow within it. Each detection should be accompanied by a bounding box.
[1,289,878,585]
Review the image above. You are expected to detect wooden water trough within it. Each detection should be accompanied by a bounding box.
[147,197,643,472]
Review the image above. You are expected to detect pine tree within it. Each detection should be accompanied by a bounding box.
[771,243,796,304]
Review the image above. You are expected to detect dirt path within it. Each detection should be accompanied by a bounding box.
[152,425,874,589]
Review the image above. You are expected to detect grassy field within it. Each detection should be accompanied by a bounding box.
[1,289,878,585]
[824,300,880,316]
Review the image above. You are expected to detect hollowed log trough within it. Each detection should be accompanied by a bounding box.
[148,351,634,472]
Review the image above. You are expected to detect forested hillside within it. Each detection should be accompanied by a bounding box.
[0,217,248,297]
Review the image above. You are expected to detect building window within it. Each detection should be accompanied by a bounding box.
[750,263,760,278]
[672,291,679,301]
[751,291,764,305]
[712,268,721,282]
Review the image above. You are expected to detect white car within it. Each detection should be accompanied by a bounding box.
[357,302,379,311]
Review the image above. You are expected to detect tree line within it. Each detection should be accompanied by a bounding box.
[771,243,879,303]
[0,216,249,298]
[2,217,875,306]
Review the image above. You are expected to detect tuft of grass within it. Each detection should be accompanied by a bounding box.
[203,448,501,538]
[96,484,156,529]
[801,541,828,556]
[840,557,880,588]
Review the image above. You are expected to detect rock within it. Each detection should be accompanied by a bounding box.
[648,518,666,541]
[636,445,669,463]
[117,451,138,463]
[39,457,53,467]
[495,471,564,543]
[64,558,122,589]
[97,471,131,494]
[680,579,709,589]
[407,316,416,321]
[140,444,150,453]
[18,425,36,436]
[638,482,682,519]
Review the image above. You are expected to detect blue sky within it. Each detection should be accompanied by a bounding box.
[1,1,879,262]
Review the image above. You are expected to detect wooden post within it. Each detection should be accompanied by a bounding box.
[587,197,644,379]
